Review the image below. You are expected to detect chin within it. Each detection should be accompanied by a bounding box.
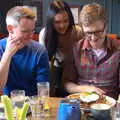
[92,45,99,49]
[22,40,29,45]
[59,31,66,35]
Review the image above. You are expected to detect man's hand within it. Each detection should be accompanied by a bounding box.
[65,82,105,95]
[77,85,105,95]
[5,36,24,56]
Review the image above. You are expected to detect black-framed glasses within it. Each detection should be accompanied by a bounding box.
[85,30,104,37]
[85,27,105,37]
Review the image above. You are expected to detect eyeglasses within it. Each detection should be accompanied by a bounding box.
[21,29,35,34]
[20,27,35,34]
[85,29,105,37]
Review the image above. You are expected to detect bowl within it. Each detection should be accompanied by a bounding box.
[90,103,112,120]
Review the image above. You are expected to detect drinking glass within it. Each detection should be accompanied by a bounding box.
[29,96,44,118]
[37,82,50,116]
[111,104,120,120]
[37,82,49,98]
[11,90,25,109]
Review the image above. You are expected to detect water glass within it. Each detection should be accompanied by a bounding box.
[11,90,25,108]
[111,105,120,120]
[37,82,50,117]
[29,96,44,118]
[37,82,49,98]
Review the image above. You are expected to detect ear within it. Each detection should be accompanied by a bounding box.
[104,24,108,33]
[7,25,13,34]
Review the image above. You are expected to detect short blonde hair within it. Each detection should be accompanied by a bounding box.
[79,3,106,26]
[6,6,36,26]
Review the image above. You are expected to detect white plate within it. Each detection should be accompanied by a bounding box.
[68,92,99,103]
[104,96,116,107]
[67,93,116,107]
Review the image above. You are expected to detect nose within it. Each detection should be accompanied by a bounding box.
[90,33,97,40]
[59,22,65,29]
[26,30,34,36]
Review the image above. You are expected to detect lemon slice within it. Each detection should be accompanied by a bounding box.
[44,102,50,110]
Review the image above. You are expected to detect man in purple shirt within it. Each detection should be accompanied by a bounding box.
[62,3,120,99]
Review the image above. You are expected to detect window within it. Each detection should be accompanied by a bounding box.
[70,6,80,24]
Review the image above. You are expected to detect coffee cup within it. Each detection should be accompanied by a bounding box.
[90,103,112,120]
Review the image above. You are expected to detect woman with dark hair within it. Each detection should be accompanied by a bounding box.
[39,0,83,97]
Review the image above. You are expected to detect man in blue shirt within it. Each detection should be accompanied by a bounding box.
[0,6,49,96]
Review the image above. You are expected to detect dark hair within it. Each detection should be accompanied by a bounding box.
[44,0,75,60]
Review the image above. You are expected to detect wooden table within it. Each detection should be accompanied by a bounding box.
[27,97,62,120]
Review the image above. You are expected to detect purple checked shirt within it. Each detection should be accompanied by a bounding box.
[63,37,120,99]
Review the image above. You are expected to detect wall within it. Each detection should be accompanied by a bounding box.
[0,0,23,34]
[0,0,120,35]
[111,0,120,35]
[44,0,120,35]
